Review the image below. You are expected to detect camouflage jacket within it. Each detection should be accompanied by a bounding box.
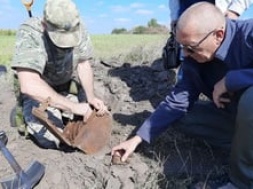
[11,17,93,87]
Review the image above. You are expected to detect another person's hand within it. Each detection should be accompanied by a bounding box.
[111,135,142,162]
[88,97,108,116]
[225,10,239,19]
[213,77,230,108]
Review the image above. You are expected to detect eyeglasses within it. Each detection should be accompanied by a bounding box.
[181,29,216,54]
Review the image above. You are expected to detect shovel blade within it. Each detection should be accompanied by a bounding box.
[0,160,45,189]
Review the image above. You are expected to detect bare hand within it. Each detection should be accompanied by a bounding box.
[111,136,142,162]
[88,97,108,116]
[213,77,230,108]
[83,105,93,122]
[71,102,91,116]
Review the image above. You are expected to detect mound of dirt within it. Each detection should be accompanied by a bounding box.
[0,59,229,189]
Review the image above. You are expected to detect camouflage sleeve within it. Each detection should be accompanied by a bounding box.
[11,23,47,75]
[77,22,94,62]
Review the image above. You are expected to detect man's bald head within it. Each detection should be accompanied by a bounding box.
[177,2,225,35]
[175,2,226,63]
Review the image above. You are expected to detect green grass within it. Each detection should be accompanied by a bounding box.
[91,34,167,61]
[0,34,168,68]
[0,35,16,66]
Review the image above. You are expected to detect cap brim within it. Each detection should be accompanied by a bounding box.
[47,27,80,48]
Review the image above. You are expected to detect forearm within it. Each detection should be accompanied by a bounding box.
[77,60,95,102]
[26,82,76,111]
[17,70,85,113]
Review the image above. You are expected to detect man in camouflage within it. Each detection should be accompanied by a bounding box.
[11,0,107,149]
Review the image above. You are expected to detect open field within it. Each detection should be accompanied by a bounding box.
[0,33,175,189]
[0,32,229,189]
[92,34,167,60]
[0,35,15,66]
[0,33,228,188]
[0,34,167,67]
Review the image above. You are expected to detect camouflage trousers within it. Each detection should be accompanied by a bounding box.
[21,88,85,149]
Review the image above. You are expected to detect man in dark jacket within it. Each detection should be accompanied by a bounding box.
[112,2,253,188]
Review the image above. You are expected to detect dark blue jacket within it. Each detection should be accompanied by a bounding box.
[137,19,253,143]
[178,0,215,17]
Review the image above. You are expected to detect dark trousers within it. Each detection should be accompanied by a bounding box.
[175,87,253,189]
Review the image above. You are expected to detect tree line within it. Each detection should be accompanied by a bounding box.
[111,18,169,34]
[0,30,16,36]
[0,18,168,36]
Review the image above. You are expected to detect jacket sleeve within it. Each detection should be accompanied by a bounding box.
[136,61,200,143]
[169,0,180,21]
[226,69,253,91]
[77,22,93,62]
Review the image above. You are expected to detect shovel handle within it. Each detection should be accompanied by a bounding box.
[21,0,34,10]
[21,0,34,17]
[0,140,23,174]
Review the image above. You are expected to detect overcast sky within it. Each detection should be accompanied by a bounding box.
[0,0,170,34]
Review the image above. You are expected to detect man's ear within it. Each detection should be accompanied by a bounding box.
[214,29,224,45]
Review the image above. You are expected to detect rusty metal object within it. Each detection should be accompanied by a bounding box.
[111,149,130,165]
[111,154,130,165]
[32,98,113,154]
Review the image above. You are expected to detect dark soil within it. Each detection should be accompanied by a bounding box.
[0,59,229,189]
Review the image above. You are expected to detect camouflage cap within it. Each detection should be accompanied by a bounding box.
[44,0,81,48]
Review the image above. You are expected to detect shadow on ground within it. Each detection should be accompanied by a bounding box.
[101,59,231,188]
[107,58,176,127]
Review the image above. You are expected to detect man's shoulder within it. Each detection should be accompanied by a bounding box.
[15,17,45,48]
[12,17,47,73]
[79,21,90,40]
[19,17,44,34]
